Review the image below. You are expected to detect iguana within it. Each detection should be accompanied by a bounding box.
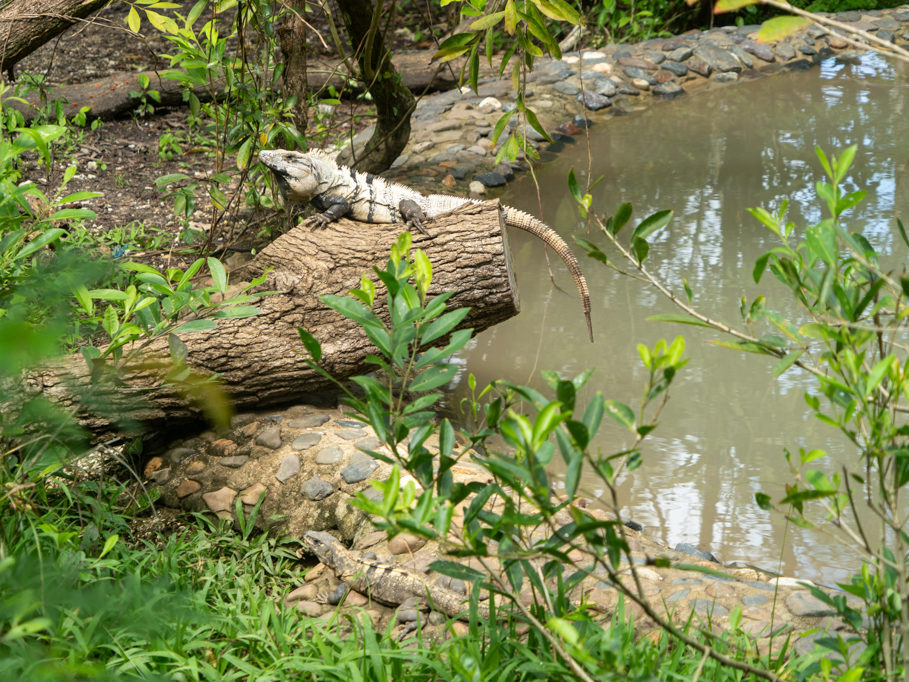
[259,149,593,342]
[302,530,490,621]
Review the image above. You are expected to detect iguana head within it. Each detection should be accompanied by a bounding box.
[302,530,338,560]
[258,149,336,204]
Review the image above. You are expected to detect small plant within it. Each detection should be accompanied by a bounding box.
[129,73,162,117]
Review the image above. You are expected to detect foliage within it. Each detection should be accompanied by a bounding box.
[299,233,791,681]
[587,0,692,44]
[125,0,305,244]
[585,146,909,679]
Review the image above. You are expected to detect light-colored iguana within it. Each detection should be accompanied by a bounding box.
[259,149,593,342]
[302,530,490,621]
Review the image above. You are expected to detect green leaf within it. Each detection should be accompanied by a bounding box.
[756,16,811,43]
[646,313,712,328]
[612,203,633,236]
[409,364,458,391]
[127,6,141,32]
[773,350,803,377]
[49,208,95,221]
[428,560,486,583]
[298,329,322,363]
[14,227,65,260]
[212,305,259,319]
[754,492,773,510]
[713,0,758,12]
[421,307,470,345]
[174,319,217,333]
[169,332,188,362]
[631,209,673,241]
[207,257,227,293]
[469,10,505,30]
[604,400,634,430]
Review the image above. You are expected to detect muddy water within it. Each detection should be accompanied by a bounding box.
[448,53,909,585]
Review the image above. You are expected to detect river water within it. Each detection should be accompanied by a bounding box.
[448,52,909,585]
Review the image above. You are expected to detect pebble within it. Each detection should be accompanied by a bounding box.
[475,172,507,187]
[256,426,283,450]
[786,591,833,617]
[341,459,378,483]
[240,483,267,505]
[388,533,428,554]
[300,476,334,501]
[295,600,324,617]
[577,91,612,111]
[316,446,344,465]
[337,429,365,441]
[202,486,236,513]
[176,479,201,498]
[219,455,249,468]
[292,433,322,450]
[275,453,301,482]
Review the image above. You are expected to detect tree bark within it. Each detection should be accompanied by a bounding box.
[0,0,111,73]
[28,202,520,439]
[335,0,416,173]
[275,0,308,133]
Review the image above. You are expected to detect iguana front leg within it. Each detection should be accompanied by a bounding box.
[398,199,430,236]
[308,194,350,228]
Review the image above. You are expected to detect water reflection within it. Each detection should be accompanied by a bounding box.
[448,53,909,585]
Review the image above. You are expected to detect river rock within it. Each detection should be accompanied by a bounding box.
[292,433,322,450]
[653,82,684,98]
[301,476,334,501]
[316,446,344,465]
[256,426,283,450]
[275,453,301,482]
[694,42,742,72]
[577,91,612,111]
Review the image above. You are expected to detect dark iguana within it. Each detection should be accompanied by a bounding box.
[302,530,490,621]
[259,149,593,342]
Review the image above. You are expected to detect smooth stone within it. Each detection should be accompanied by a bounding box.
[667,46,693,61]
[729,44,754,68]
[594,79,617,96]
[553,81,580,96]
[285,583,319,604]
[291,433,322,451]
[617,84,640,96]
[315,446,344,465]
[185,461,205,475]
[741,593,769,607]
[714,71,739,83]
[341,459,379,483]
[230,413,257,428]
[623,66,657,83]
[256,426,283,450]
[692,599,728,617]
[326,583,349,605]
[773,42,797,60]
[202,486,236,513]
[786,591,834,617]
[275,454,301,482]
[631,78,651,90]
[665,588,690,604]
[355,436,382,451]
[468,180,485,195]
[219,455,249,468]
[741,40,775,62]
[335,419,364,428]
[361,486,384,502]
[877,29,894,42]
[694,42,742,72]
[300,476,334,501]
[643,51,665,64]
[176,479,201,498]
[475,172,507,187]
[168,447,193,463]
[786,58,814,71]
[674,543,718,563]
[289,415,330,428]
[477,96,501,113]
[617,56,657,71]
[337,429,365,441]
[577,91,611,111]
[660,61,688,77]
[653,82,684,98]
[686,57,711,77]
[706,581,735,598]
[240,482,267,505]
[295,600,324,617]
[798,44,817,56]
[209,438,237,457]
[388,533,428,555]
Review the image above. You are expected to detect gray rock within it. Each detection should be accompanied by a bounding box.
[256,426,283,450]
[671,577,703,586]
[577,91,612,111]
[686,57,712,77]
[361,487,384,503]
[288,415,330,428]
[231,413,258,428]
[315,446,344,465]
[643,51,665,64]
[167,447,193,463]
[341,459,379,483]
[355,436,382,452]
[773,42,797,61]
[674,543,718,562]
[475,172,507,187]
[291,433,322,451]
[877,29,894,42]
[275,454,301,482]
[553,81,580,96]
[335,419,364,428]
[617,84,640,96]
[294,600,324,617]
[660,61,688,77]
[741,593,768,606]
[623,66,657,83]
[714,71,739,83]
[786,591,834,617]
[396,608,420,624]
[327,583,349,605]
[786,58,814,72]
[300,476,334,501]
[337,429,365,441]
[653,82,684,98]
[692,599,728,617]
[798,44,817,56]
[667,46,693,62]
[838,11,861,22]
[741,40,775,63]
[665,588,690,603]
[728,45,754,68]
[219,455,249,468]
[694,42,742,72]
[594,79,617,96]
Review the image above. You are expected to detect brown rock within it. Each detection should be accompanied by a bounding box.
[305,563,326,583]
[441,174,457,189]
[176,479,202,498]
[285,583,321,604]
[202,486,236,513]
[185,460,205,475]
[143,456,164,478]
[240,422,259,439]
[388,533,427,555]
[295,600,325,617]
[706,581,735,598]
[240,483,268,505]
[344,591,369,607]
[209,438,237,457]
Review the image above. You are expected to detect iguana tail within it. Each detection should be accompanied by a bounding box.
[503,207,593,342]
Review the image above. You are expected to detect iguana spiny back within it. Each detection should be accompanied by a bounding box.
[259,149,593,342]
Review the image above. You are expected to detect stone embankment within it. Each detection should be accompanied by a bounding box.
[143,7,909,656]
[146,402,860,656]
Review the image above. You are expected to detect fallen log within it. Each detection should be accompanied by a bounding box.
[28,201,520,439]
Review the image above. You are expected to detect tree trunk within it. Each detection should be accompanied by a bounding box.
[335,0,415,173]
[0,0,111,73]
[28,202,519,439]
[275,0,308,133]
